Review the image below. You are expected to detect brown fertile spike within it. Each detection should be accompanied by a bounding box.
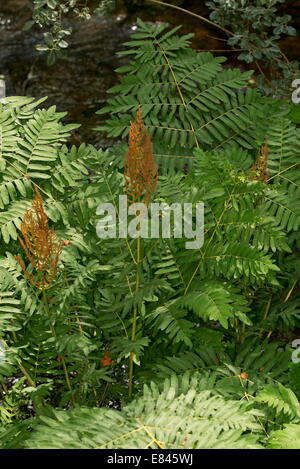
[124,107,158,205]
[16,187,62,290]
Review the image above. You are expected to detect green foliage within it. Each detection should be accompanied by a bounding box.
[28,0,116,64]
[256,383,300,420]
[25,0,300,96]
[0,21,299,449]
[0,96,116,413]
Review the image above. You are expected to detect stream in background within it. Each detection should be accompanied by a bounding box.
[0,0,299,148]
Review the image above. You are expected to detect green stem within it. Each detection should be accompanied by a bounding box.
[129,235,141,397]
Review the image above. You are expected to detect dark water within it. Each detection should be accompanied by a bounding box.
[0,0,299,147]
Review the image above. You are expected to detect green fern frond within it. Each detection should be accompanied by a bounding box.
[256,383,300,421]
[98,19,267,172]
